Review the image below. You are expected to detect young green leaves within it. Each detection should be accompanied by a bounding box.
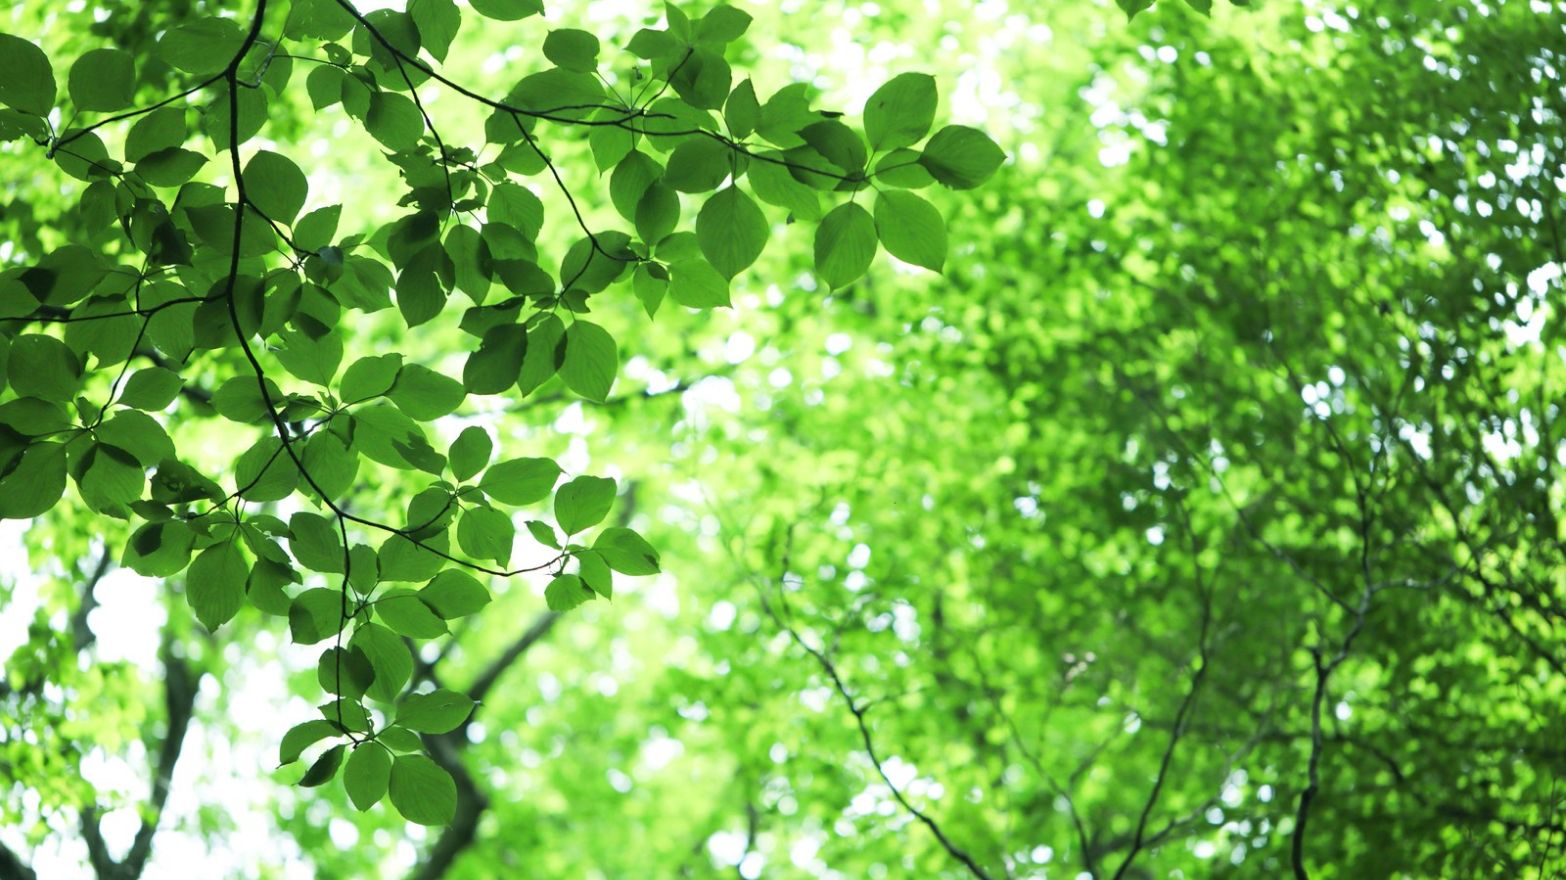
[918,125,1007,190]
[864,73,937,151]
[0,0,1001,834]
[815,204,878,290]
[0,33,55,117]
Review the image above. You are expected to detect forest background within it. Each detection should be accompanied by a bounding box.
[1,0,1564,878]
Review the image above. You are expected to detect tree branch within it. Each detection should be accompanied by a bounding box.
[464,613,560,715]
[756,532,996,880]
[122,641,199,877]
[0,841,37,880]
[78,632,201,880]
[407,731,488,880]
[404,607,565,880]
[1109,525,1213,880]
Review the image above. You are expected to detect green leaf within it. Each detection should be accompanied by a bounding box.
[449,427,492,482]
[125,107,186,163]
[480,457,560,505]
[814,202,878,290]
[302,430,357,499]
[525,519,560,549]
[594,527,661,575]
[291,511,344,573]
[665,2,693,40]
[50,128,111,180]
[378,532,448,583]
[396,263,447,328]
[9,334,82,401]
[390,364,466,421]
[1117,0,1156,18]
[68,48,135,113]
[545,573,595,611]
[347,544,379,597]
[456,504,514,565]
[635,182,681,245]
[295,205,342,252]
[463,323,527,395]
[135,148,208,188]
[918,125,1005,190]
[698,5,752,42]
[389,754,457,825]
[406,487,456,538]
[626,28,680,60]
[560,321,617,403]
[873,190,946,272]
[306,64,345,110]
[872,149,935,188]
[289,587,345,645]
[0,34,55,116]
[664,137,732,193]
[409,0,461,62]
[288,0,355,40]
[758,82,818,149]
[235,436,299,503]
[341,353,404,403]
[318,645,374,699]
[299,744,345,788]
[697,186,769,278]
[77,444,144,510]
[375,589,448,638]
[517,314,565,397]
[725,79,760,139]
[96,411,174,468]
[747,152,821,221]
[420,569,491,619]
[355,403,445,473]
[395,688,474,734]
[544,29,600,73]
[488,183,544,240]
[274,329,342,387]
[244,150,309,225]
[318,699,371,734]
[344,743,392,811]
[280,720,339,765]
[204,81,269,151]
[863,73,937,151]
[376,727,423,753]
[670,47,731,110]
[555,475,615,535]
[189,539,248,631]
[558,232,633,294]
[366,92,424,152]
[447,225,489,304]
[611,152,662,221]
[506,68,605,121]
[158,18,244,76]
[352,623,412,703]
[668,259,730,309]
[633,264,668,318]
[0,399,69,437]
[468,0,543,21]
[577,548,613,598]
[212,376,275,423]
[801,120,867,181]
[118,367,183,410]
[123,521,195,578]
[248,561,295,617]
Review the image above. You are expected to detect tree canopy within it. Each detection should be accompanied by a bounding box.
[1,0,1564,878]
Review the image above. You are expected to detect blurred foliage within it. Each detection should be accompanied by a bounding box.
[2,0,1565,878]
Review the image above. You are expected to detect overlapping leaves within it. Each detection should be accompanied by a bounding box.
[0,0,998,827]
